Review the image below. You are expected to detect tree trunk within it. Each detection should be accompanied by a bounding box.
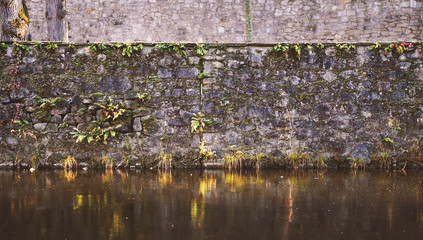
[0,0,29,41]
[46,0,67,41]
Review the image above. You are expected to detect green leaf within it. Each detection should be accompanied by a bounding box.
[111,131,116,137]
[76,135,86,143]
[87,136,94,143]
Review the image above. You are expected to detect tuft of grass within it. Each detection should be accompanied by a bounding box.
[102,156,114,169]
[63,155,77,170]
[250,152,264,170]
[223,146,245,170]
[350,157,366,169]
[198,141,215,166]
[314,155,328,169]
[158,153,172,170]
[287,147,311,169]
[371,152,391,169]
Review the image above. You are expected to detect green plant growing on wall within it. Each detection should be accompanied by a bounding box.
[191,112,211,142]
[111,42,143,56]
[292,43,302,60]
[197,72,212,80]
[384,42,414,54]
[123,43,143,57]
[135,93,152,103]
[46,42,58,51]
[369,42,381,50]
[89,42,107,51]
[11,119,36,140]
[315,43,325,49]
[34,43,43,50]
[33,96,62,112]
[0,43,9,48]
[94,97,126,121]
[191,112,213,166]
[197,140,215,165]
[13,42,29,51]
[156,42,187,56]
[268,43,289,53]
[383,116,401,152]
[35,42,58,51]
[336,43,356,55]
[195,43,208,57]
[68,43,75,49]
[71,124,122,144]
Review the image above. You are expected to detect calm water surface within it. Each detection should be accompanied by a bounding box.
[0,170,422,240]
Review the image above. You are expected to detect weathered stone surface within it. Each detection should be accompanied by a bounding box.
[6,137,19,145]
[158,68,173,78]
[26,0,423,43]
[99,76,132,93]
[51,100,71,115]
[10,87,33,101]
[46,123,59,133]
[34,123,48,131]
[133,117,143,132]
[350,144,371,163]
[176,67,200,79]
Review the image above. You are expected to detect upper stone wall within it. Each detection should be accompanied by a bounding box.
[253,0,423,43]
[25,0,423,43]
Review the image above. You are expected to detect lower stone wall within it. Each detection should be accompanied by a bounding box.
[0,43,423,168]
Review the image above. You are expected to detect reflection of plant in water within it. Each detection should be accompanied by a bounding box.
[222,172,263,192]
[101,169,114,183]
[198,175,217,196]
[223,172,246,192]
[158,170,173,186]
[191,199,205,228]
[64,169,77,182]
[110,210,126,238]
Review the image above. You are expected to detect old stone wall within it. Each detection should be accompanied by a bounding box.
[0,43,423,168]
[25,0,423,43]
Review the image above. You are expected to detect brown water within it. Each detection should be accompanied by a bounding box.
[0,170,422,240]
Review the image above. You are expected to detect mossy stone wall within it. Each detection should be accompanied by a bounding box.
[0,43,422,168]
